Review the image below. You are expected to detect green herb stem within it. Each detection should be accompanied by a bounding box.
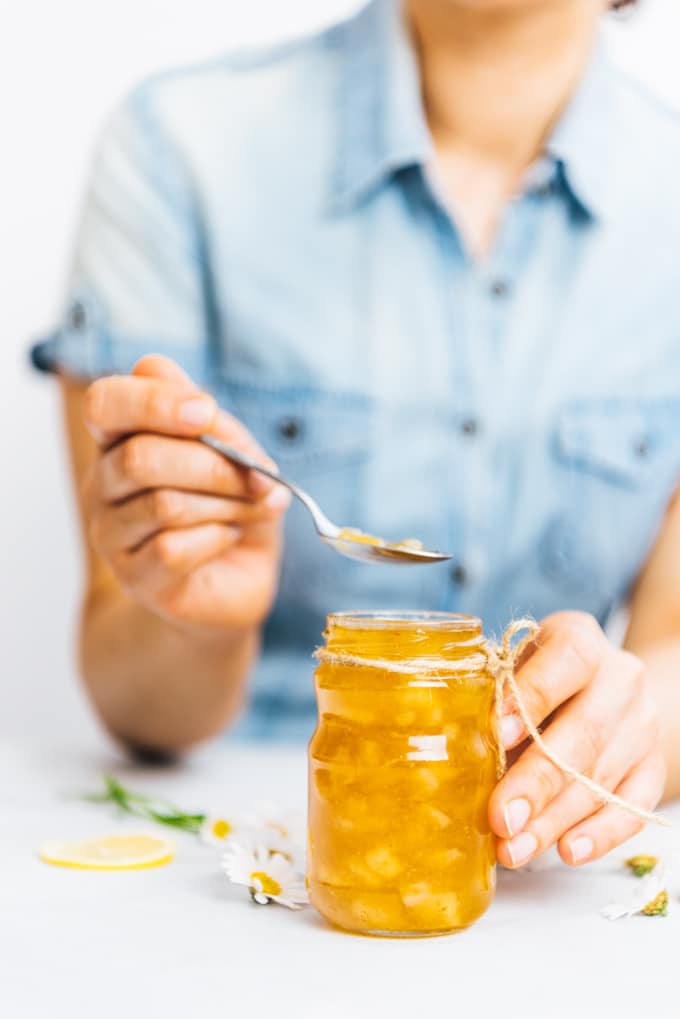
[85,775,205,835]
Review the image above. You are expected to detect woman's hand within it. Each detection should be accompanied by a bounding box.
[82,354,289,632]
[489,611,665,868]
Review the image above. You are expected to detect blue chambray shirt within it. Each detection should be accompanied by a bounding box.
[35,0,680,741]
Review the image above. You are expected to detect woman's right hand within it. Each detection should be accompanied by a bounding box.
[82,354,290,632]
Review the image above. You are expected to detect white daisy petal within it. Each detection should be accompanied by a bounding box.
[244,804,306,860]
[271,883,309,909]
[601,866,670,921]
[221,842,263,885]
[601,901,634,922]
[201,812,250,848]
[222,843,307,910]
[274,897,301,910]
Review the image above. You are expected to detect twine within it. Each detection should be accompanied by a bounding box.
[315,618,670,828]
[313,648,487,675]
[487,619,670,828]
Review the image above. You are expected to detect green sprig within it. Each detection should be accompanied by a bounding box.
[85,775,205,835]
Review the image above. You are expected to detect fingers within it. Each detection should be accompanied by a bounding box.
[132,356,274,473]
[85,374,217,447]
[86,368,266,461]
[557,753,666,866]
[490,638,657,868]
[210,410,276,495]
[80,359,287,633]
[495,705,656,868]
[147,548,282,629]
[91,486,291,554]
[117,522,243,601]
[490,668,621,842]
[131,354,196,388]
[95,434,271,503]
[85,363,276,496]
[86,370,271,464]
[499,612,604,750]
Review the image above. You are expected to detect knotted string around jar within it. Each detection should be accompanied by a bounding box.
[487,619,670,828]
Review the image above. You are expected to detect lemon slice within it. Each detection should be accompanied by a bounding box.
[39,833,175,870]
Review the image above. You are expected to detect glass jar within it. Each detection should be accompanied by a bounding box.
[307,611,497,937]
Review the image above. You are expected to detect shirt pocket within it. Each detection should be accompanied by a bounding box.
[541,399,680,612]
[218,379,374,643]
[220,378,371,481]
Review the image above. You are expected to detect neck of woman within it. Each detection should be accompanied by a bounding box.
[404,0,605,256]
[407,0,603,168]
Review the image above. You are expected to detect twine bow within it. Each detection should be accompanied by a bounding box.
[487,619,670,828]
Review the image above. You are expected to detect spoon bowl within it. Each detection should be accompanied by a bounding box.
[199,434,451,565]
[322,533,450,565]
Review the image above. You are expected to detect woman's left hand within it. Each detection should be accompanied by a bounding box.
[489,611,665,868]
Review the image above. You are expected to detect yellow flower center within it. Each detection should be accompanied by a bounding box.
[251,871,282,897]
[211,819,232,840]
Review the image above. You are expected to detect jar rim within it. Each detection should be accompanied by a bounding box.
[326,610,482,632]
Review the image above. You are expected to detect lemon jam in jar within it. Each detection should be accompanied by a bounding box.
[307,612,498,936]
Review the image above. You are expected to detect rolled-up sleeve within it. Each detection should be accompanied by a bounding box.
[31,85,212,384]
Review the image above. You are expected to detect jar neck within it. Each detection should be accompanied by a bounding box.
[322,612,486,667]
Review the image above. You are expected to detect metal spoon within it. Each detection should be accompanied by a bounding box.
[199,434,451,565]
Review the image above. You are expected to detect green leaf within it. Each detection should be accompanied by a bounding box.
[83,776,205,835]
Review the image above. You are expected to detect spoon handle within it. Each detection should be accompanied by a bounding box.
[199,434,339,539]
[199,434,283,484]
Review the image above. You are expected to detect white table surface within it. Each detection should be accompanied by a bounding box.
[3,734,679,1019]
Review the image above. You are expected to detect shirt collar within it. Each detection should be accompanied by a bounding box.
[330,2,618,220]
[328,0,431,211]
[546,33,617,221]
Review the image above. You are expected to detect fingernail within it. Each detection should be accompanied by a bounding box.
[507,831,538,867]
[569,836,594,864]
[179,397,214,427]
[504,797,531,837]
[265,485,292,511]
[500,713,524,748]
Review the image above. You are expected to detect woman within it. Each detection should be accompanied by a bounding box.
[35,0,680,870]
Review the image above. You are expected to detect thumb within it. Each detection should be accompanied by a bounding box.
[132,354,198,391]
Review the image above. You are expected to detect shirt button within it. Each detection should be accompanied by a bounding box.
[490,279,511,298]
[633,436,650,459]
[460,417,479,438]
[450,563,468,586]
[278,417,303,442]
[69,301,87,329]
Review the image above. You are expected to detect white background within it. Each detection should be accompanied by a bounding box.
[2,0,680,748]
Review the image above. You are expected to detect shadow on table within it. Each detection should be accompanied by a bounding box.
[496,863,575,906]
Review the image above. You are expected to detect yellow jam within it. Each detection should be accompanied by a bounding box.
[336,528,425,551]
[336,527,386,547]
[307,612,498,937]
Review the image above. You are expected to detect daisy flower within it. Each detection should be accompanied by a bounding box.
[222,843,308,910]
[235,804,306,863]
[259,811,306,863]
[200,813,246,848]
[201,807,305,861]
[601,866,670,920]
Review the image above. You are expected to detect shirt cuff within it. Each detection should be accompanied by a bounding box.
[29,296,208,383]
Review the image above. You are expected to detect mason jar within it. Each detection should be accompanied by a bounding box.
[307,611,497,936]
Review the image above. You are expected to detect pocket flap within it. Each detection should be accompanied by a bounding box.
[555,400,680,487]
[221,379,372,470]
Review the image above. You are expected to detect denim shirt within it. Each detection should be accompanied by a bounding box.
[34,0,680,740]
